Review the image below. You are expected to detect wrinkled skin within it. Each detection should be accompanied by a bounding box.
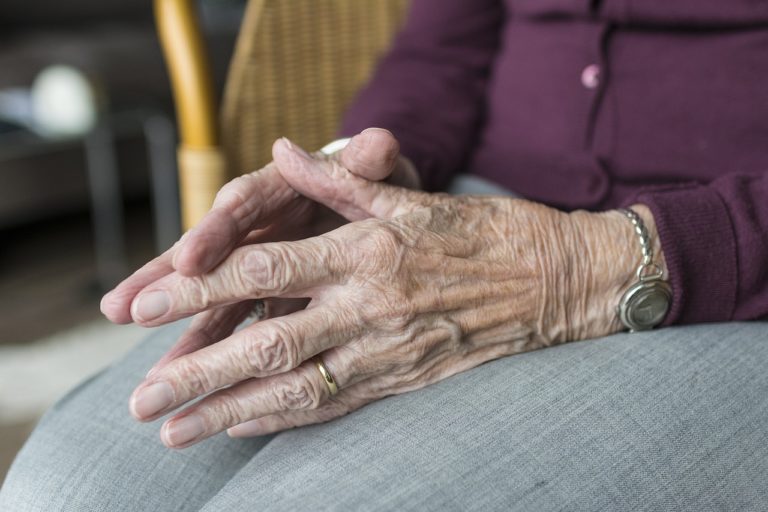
[102,129,419,371]
[102,130,664,449]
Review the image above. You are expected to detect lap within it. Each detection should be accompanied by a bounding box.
[204,321,768,511]
[3,321,767,511]
[0,321,269,512]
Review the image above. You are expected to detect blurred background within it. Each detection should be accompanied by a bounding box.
[0,0,243,481]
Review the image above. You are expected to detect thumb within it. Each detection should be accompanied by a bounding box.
[337,128,399,181]
[336,128,421,189]
[272,137,428,221]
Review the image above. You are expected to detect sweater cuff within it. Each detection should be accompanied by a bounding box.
[622,184,738,325]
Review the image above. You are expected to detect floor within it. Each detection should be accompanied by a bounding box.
[0,203,158,484]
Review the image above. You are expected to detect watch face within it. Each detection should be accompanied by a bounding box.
[619,280,672,331]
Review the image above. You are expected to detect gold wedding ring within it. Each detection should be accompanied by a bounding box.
[313,356,339,396]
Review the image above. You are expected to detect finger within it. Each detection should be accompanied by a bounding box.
[338,128,421,189]
[337,128,400,181]
[100,243,180,324]
[161,344,358,447]
[147,297,310,377]
[159,360,334,448]
[172,164,298,276]
[146,301,256,378]
[129,305,357,422]
[227,392,368,437]
[101,212,302,326]
[239,200,320,244]
[273,137,432,221]
[129,235,351,326]
[173,129,407,278]
[102,220,303,326]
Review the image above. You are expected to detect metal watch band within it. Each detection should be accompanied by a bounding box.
[616,208,672,332]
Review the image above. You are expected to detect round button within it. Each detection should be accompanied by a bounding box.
[581,64,601,90]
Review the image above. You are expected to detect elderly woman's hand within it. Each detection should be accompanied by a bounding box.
[101,128,418,371]
[122,137,663,448]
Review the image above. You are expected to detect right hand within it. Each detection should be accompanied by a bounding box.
[101,128,419,373]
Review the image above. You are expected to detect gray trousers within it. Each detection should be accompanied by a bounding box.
[3,176,768,511]
[3,320,768,511]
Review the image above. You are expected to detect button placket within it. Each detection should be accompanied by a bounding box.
[582,22,611,150]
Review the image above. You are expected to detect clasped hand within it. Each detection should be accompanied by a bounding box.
[102,129,641,448]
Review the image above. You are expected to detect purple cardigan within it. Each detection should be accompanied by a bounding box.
[341,0,768,326]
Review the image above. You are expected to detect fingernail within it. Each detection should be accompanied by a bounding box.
[132,291,170,322]
[131,381,174,418]
[281,137,311,159]
[164,415,205,446]
[361,127,392,145]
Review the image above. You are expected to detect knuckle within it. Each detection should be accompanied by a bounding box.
[316,235,349,279]
[273,374,319,411]
[256,337,289,373]
[368,223,401,253]
[352,221,403,273]
[396,337,429,365]
[242,248,291,294]
[225,248,261,295]
[207,391,250,427]
[170,358,215,397]
[386,301,416,332]
[242,323,299,374]
[178,275,213,310]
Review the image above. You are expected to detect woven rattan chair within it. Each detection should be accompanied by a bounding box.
[155,0,409,229]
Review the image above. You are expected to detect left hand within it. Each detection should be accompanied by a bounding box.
[126,138,656,448]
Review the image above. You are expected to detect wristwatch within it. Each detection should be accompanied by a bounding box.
[616,208,672,332]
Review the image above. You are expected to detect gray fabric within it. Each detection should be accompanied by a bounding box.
[0,321,271,512]
[2,322,768,511]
